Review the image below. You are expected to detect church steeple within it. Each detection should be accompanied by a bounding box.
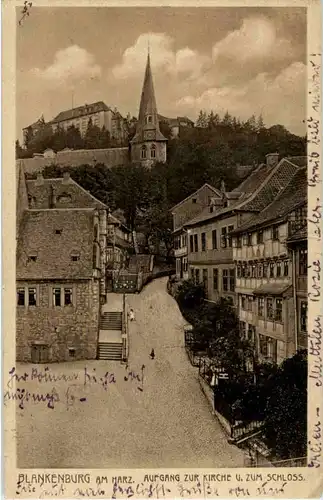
[130,52,167,166]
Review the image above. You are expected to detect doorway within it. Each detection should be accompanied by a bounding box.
[31,344,49,363]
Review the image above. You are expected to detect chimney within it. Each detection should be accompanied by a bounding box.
[266,152,279,168]
[35,172,44,186]
[62,172,71,184]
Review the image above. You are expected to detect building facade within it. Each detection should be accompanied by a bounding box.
[16,166,132,362]
[130,53,167,167]
[171,184,222,281]
[232,164,307,365]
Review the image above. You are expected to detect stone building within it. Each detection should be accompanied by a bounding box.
[16,165,131,362]
[50,101,113,137]
[231,160,307,364]
[130,53,167,167]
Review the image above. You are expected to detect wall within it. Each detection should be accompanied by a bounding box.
[172,185,221,231]
[16,279,100,362]
[20,147,129,175]
[16,162,29,238]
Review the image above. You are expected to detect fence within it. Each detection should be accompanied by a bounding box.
[121,294,129,362]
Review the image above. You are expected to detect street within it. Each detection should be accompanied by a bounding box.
[16,277,244,468]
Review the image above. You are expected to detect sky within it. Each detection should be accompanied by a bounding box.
[16,7,307,141]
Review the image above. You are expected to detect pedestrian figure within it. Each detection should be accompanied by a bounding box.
[129,308,135,321]
[150,348,155,360]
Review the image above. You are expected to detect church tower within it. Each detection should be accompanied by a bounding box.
[130,52,167,167]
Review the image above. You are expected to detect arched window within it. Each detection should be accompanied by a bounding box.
[146,115,152,124]
[141,145,147,159]
[151,144,156,159]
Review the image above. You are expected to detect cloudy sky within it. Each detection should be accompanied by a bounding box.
[16,7,307,141]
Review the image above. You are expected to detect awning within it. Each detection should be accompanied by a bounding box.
[253,282,292,296]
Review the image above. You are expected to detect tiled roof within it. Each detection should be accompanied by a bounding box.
[185,157,305,228]
[253,282,292,296]
[26,177,107,210]
[232,167,307,233]
[51,101,109,124]
[17,209,95,280]
[287,225,307,243]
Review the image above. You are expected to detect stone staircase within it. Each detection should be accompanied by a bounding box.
[98,311,123,361]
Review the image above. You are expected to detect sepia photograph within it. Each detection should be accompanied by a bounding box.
[10,3,312,474]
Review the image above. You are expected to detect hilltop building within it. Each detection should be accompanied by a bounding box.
[130,53,167,167]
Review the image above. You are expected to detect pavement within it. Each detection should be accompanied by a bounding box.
[15,277,244,468]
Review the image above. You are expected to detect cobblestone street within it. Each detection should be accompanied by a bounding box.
[16,278,244,468]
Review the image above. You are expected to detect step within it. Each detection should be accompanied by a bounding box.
[98,343,123,360]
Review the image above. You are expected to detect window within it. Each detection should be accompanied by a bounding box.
[241,295,246,310]
[189,235,194,253]
[194,234,198,252]
[17,288,25,306]
[53,288,61,307]
[221,227,227,248]
[228,225,234,247]
[236,236,242,248]
[276,261,282,278]
[93,244,98,268]
[150,144,156,159]
[201,232,206,252]
[222,269,228,291]
[190,268,194,280]
[259,334,268,357]
[192,198,197,204]
[263,263,268,278]
[28,288,37,306]
[251,264,257,278]
[241,265,247,278]
[237,266,241,278]
[299,248,308,275]
[284,261,289,277]
[213,269,218,291]
[212,230,217,249]
[247,325,255,343]
[258,263,263,278]
[94,225,98,241]
[257,230,264,244]
[146,115,152,123]
[269,262,275,278]
[229,269,235,291]
[64,288,72,306]
[71,254,80,262]
[202,269,208,291]
[28,255,37,262]
[300,301,307,333]
[247,265,252,278]
[272,225,279,240]
[275,299,282,322]
[69,348,76,358]
[267,298,274,320]
[183,258,188,273]
[195,268,200,284]
[240,321,246,338]
[247,295,253,311]
[247,233,252,246]
[258,297,264,317]
[141,146,147,159]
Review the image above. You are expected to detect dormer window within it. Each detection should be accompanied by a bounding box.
[141,145,147,159]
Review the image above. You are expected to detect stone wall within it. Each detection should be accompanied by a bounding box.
[16,279,100,362]
[20,147,129,175]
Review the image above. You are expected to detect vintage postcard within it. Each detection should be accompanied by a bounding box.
[3,0,323,498]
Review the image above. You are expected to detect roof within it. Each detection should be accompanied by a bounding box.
[107,234,132,249]
[107,211,131,232]
[253,282,292,296]
[51,101,109,124]
[131,54,167,144]
[231,167,307,234]
[170,183,222,212]
[16,209,95,280]
[287,225,308,243]
[184,157,305,228]
[26,176,108,210]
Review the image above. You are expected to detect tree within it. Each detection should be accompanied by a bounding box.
[263,350,307,460]
[65,125,84,150]
[196,110,208,128]
[84,118,102,149]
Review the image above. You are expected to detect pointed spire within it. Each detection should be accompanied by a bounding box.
[138,52,158,124]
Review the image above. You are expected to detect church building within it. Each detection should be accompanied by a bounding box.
[130,52,167,167]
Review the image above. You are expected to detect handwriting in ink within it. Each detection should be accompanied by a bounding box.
[308,260,321,302]
[83,367,116,391]
[308,407,321,468]
[309,58,321,114]
[308,152,321,187]
[307,116,320,146]
[308,199,322,239]
[4,387,60,410]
